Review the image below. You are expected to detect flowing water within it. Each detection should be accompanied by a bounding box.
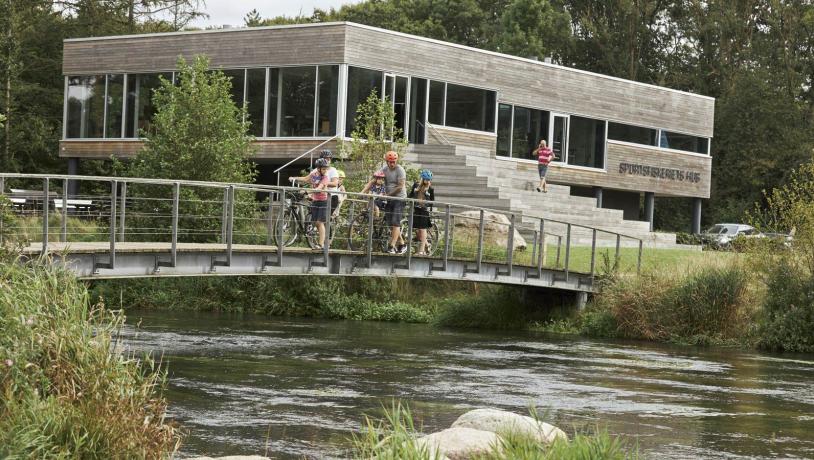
[121,310,814,459]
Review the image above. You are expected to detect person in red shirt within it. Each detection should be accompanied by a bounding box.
[535,139,555,193]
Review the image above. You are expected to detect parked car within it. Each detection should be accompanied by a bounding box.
[702,223,792,249]
[701,223,760,247]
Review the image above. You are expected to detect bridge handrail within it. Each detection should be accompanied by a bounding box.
[0,173,644,276]
[0,173,643,242]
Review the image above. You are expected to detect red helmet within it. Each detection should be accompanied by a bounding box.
[384,151,398,162]
[373,170,386,178]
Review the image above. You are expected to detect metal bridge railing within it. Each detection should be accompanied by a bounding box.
[0,173,644,278]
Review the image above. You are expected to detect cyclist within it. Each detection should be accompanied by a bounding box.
[319,149,341,211]
[293,158,330,248]
[361,170,388,218]
[364,151,406,254]
[408,169,435,256]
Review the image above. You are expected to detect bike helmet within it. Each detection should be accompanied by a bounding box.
[319,149,333,159]
[420,169,433,181]
[373,170,386,178]
[337,169,346,178]
[314,158,329,168]
[384,151,398,162]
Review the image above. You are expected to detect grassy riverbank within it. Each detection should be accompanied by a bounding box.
[0,252,179,458]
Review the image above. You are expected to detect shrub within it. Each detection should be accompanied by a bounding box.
[585,264,752,344]
[435,286,528,330]
[756,260,814,352]
[0,254,178,458]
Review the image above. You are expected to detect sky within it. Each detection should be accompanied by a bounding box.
[189,0,361,28]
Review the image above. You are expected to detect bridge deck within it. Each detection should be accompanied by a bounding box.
[23,242,594,292]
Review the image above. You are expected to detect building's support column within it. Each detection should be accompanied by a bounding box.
[692,198,702,235]
[593,186,603,208]
[644,192,655,232]
[67,157,80,196]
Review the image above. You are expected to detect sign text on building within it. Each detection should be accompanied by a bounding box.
[618,163,701,183]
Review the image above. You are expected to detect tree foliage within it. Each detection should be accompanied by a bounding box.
[128,55,255,183]
[345,90,406,185]
[125,55,256,243]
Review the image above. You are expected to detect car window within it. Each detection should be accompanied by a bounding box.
[706,225,726,234]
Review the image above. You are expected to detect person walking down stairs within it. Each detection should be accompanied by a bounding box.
[535,140,555,193]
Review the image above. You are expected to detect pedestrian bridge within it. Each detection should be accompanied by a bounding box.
[1,174,645,293]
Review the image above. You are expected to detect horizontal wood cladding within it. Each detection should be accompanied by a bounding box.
[60,140,144,158]
[526,141,710,198]
[63,25,346,74]
[252,140,338,160]
[428,127,496,152]
[344,26,714,138]
[60,139,338,162]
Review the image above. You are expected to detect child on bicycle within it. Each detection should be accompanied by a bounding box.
[362,170,388,219]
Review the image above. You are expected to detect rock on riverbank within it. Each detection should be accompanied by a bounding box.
[413,408,566,459]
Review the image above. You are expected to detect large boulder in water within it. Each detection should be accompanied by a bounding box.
[451,408,567,444]
[454,211,527,252]
[414,427,501,459]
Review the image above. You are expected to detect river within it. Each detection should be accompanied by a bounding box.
[121,310,814,459]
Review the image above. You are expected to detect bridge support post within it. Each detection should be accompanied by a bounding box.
[61,179,68,243]
[575,291,588,310]
[42,178,49,255]
[119,181,127,243]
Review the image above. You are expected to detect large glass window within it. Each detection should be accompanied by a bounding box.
[444,84,495,132]
[66,75,106,138]
[266,68,280,137]
[608,122,657,146]
[222,69,245,111]
[428,81,445,125]
[317,65,339,136]
[279,66,316,137]
[245,68,266,137]
[660,130,709,154]
[496,104,512,157]
[345,66,383,136]
[126,73,169,138]
[106,74,125,138]
[567,116,605,168]
[506,106,548,159]
[409,78,428,144]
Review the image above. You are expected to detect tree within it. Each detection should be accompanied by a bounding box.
[127,55,256,242]
[129,55,255,182]
[345,90,407,187]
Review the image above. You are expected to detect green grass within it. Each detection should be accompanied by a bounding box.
[2,214,105,244]
[0,251,179,458]
[353,402,636,460]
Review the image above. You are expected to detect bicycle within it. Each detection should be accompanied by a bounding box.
[401,212,441,256]
[272,181,339,250]
[346,199,442,256]
[346,199,392,253]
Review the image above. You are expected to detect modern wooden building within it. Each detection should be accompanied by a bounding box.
[61,22,714,232]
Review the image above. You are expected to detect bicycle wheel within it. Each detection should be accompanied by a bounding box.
[272,208,299,248]
[402,219,440,256]
[347,209,372,251]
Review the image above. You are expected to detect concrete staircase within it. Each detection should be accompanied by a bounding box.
[404,144,687,248]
